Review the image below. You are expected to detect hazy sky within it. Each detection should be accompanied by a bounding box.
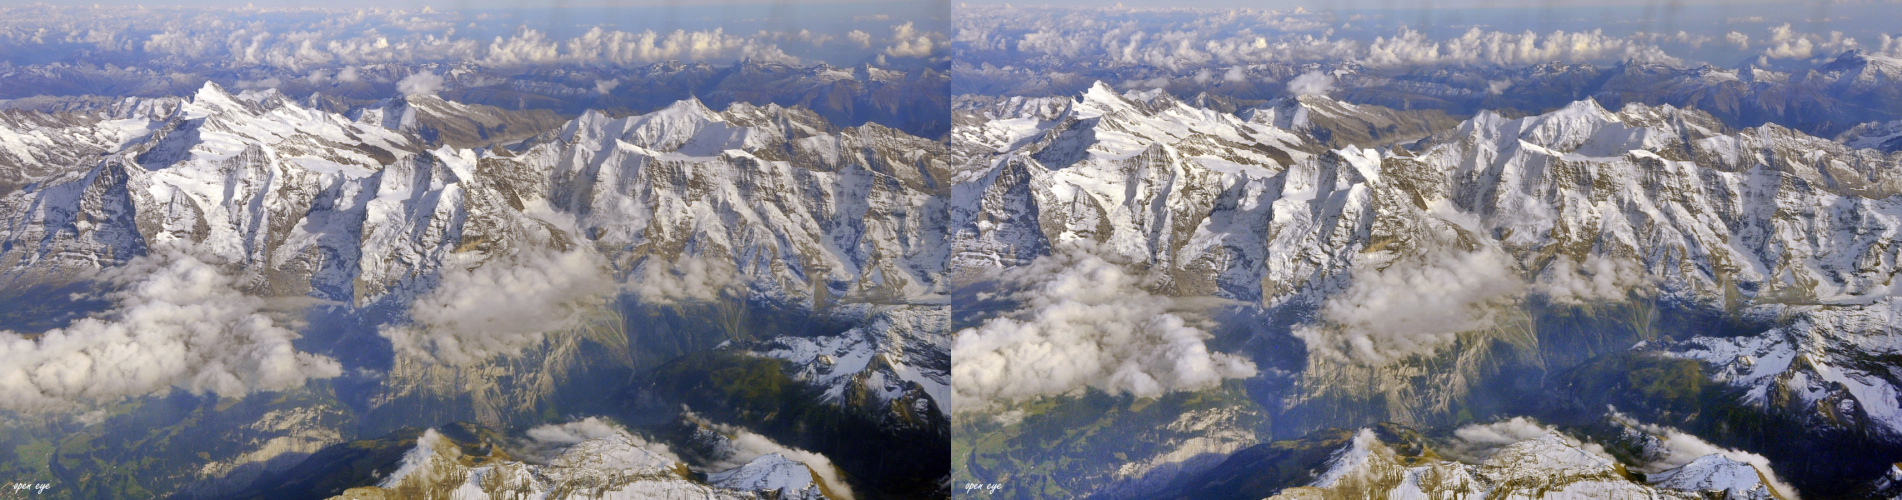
[4,0,927,7]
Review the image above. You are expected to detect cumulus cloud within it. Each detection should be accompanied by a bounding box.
[1286,70,1333,95]
[0,251,342,412]
[1769,23,1797,44]
[396,71,443,96]
[594,78,620,94]
[885,36,937,58]
[704,420,855,500]
[1294,248,1523,364]
[336,65,361,82]
[883,21,939,58]
[1756,23,1861,60]
[1486,79,1512,95]
[1725,31,1751,51]
[476,26,796,67]
[950,245,1258,412]
[846,30,873,49]
[379,249,615,365]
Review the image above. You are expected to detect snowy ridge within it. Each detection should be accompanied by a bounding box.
[0,97,179,192]
[1267,424,1786,499]
[1648,455,1782,500]
[708,453,830,500]
[1663,298,1902,438]
[952,84,1902,438]
[0,80,952,309]
[750,304,950,413]
[0,83,951,443]
[343,426,776,500]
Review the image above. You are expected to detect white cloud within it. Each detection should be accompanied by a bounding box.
[1222,66,1246,82]
[1486,79,1511,95]
[144,29,218,58]
[379,249,615,365]
[962,8,1689,72]
[630,254,741,306]
[1769,23,1797,44]
[1294,248,1523,364]
[882,22,940,59]
[336,65,361,83]
[885,37,936,58]
[527,417,627,446]
[1537,255,1651,305]
[951,245,1257,412]
[1758,25,1859,60]
[1454,417,1559,446]
[1365,28,1682,68]
[1448,417,1610,459]
[0,251,342,412]
[1612,413,1799,499]
[1286,70,1333,95]
[846,30,873,49]
[1725,31,1751,51]
[396,71,443,96]
[594,78,620,94]
[705,420,855,500]
[524,417,679,464]
[2,7,805,70]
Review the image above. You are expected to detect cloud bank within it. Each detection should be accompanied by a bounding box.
[0,5,904,72]
[951,246,1257,412]
[955,7,1701,72]
[0,251,342,412]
